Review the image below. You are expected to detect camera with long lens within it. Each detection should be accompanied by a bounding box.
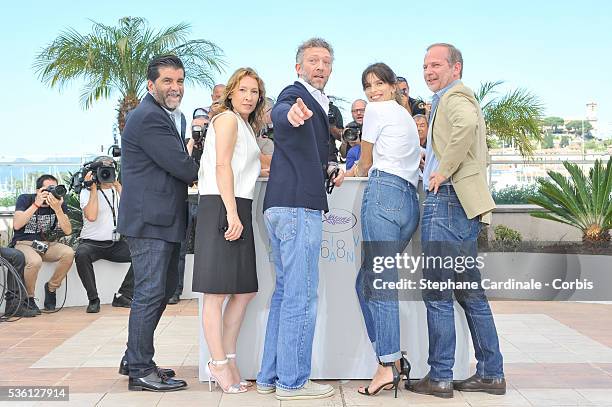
[85,160,116,185]
[43,185,67,199]
[70,157,117,194]
[328,108,336,125]
[342,122,362,143]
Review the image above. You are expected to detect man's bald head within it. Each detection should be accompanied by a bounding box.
[351,99,367,125]
[211,84,226,102]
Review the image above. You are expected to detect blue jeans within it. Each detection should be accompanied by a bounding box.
[125,237,180,378]
[1,247,26,306]
[257,207,322,390]
[421,185,504,381]
[355,170,419,363]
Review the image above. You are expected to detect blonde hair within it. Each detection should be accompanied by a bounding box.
[215,67,266,133]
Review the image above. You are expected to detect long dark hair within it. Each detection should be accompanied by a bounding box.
[361,62,403,104]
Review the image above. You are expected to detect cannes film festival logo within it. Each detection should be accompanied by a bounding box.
[322,208,357,233]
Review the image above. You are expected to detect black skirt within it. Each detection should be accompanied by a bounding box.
[192,195,258,294]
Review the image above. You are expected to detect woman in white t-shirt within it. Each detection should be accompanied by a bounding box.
[346,63,421,398]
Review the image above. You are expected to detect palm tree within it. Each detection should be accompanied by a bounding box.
[528,158,612,243]
[476,81,545,158]
[33,17,226,133]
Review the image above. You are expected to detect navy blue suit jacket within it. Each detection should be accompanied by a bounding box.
[263,81,330,212]
[117,93,199,243]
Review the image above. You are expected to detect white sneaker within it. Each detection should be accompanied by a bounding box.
[275,380,335,400]
[256,383,275,394]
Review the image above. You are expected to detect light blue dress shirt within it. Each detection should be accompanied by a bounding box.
[422,80,460,190]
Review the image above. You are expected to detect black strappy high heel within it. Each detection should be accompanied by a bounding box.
[400,351,412,382]
[384,351,412,391]
[357,361,402,398]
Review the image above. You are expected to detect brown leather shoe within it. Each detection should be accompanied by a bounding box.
[408,374,453,399]
[454,374,506,395]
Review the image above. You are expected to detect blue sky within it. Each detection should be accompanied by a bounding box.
[1,0,611,157]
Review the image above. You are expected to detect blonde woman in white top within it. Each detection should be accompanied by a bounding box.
[192,67,266,393]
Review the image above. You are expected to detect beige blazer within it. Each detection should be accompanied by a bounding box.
[429,81,495,224]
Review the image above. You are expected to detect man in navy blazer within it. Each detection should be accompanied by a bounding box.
[257,38,344,401]
[116,55,199,392]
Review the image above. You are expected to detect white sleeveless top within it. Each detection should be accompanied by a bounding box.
[198,111,261,199]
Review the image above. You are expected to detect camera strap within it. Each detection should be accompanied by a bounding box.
[99,189,117,228]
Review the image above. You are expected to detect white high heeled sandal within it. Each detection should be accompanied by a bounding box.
[226,353,253,387]
[207,358,246,393]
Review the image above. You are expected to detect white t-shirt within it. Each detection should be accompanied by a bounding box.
[79,187,119,241]
[361,100,421,187]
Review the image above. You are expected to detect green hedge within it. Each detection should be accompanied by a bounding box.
[492,184,539,205]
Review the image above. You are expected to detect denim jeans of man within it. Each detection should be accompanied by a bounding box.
[124,237,180,378]
[257,207,322,390]
[1,247,27,307]
[421,185,504,381]
[355,170,419,363]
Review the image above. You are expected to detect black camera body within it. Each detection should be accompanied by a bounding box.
[109,144,121,157]
[70,157,117,194]
[44,185,67,199]
[342,123,362,143]
[328,108,336,125]
[84,160,116,186]
[410,98,427,115]
[191,123,208,148]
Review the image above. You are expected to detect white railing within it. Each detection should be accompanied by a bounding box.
[488,153,610,189]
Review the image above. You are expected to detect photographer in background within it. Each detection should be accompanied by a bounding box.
[257,97,275,175]
[74,156,134,313]
[344,122,362,170]
[397,76,427,116]
[187,107,209,165]
[413,114,428,174]
[413,114,428,147]
[1,246,37,317]
[327,99,344,162]
[11,174,73,313]
[340,99,366,159]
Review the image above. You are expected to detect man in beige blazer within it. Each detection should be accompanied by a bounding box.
[409,43,505,399]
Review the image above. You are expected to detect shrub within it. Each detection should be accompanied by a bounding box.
[491,224,522,251]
